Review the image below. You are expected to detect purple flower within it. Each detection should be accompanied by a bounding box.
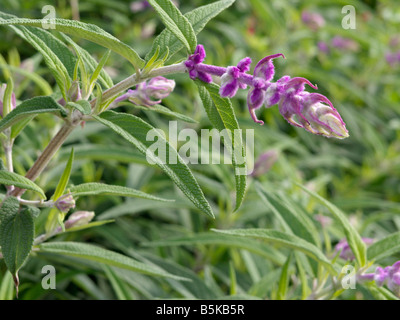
[385,51,400,66]
[185,45,213,83]
[278,78,349,138]
[219,57,252,98]
[314,214,332,228]
[0,83,16,117]
[55,193,76,213]
[334,238,374,260]
[184,45,349,139]
[363,261,400,297]
[130,0,151,13]
[116,76,175,107]
[317,41,330,54]
[301,11,325,31]
[331,36,359,51]
[250,150,278,177]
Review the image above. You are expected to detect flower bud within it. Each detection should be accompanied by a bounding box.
[115,76,175,107]
[64,211,95,229]
[55,193,76,213]
[279,78,349,139]
[250,150,278,177]
[67,80,82,102]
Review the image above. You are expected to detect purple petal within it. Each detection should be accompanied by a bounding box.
[253,53,285,81]
[237,57,252,73]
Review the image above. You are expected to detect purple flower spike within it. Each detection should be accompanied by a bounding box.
[253,53,285,81]
[278,77,348,139]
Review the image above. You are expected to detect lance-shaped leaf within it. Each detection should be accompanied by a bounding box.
[296,183,367,267]
[367,231,400,262]
[146,0,236,62]
[0,14,144,71]
[70,182,173,202]
[212,228,336,274]
[0,197,34,291]
[94,111,213,218]
[197,81,247,211]
[0,96,66,134]
[147,0,197,53]
[38,242,188,281]
[0,171,46,199]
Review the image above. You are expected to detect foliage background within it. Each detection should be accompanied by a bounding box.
[0,0,399,300]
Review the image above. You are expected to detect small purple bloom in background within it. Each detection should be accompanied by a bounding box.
[185,45,349,139]
[0,83,16,118]
[385,51,400,66]
[317,41,330,54]
[250,150,278,177]
[301,10,325,31]
[55,193,76,213]
[331,36,359,51]
[115,76,175,107]
[314,214,332,228]
[64,211,95,229]
[334,237,374,260]
[130,0,151,13]
[389,35,400,48]
[130,0,178,12]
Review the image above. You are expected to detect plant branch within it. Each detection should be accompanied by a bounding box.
[90,62,187,108]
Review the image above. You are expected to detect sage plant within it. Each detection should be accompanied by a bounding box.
[0,0,398,301]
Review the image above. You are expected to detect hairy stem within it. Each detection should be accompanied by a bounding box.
[10,122,76,197]
[90,62,187,108]
[9,62,189,198]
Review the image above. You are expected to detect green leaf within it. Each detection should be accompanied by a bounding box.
[147,0,197,53]
[38,242,188,281]
[296,183,367,266]
[0,171,46,199]
[0,197,34,289]
[103,265,133,300]
[255,182,320,246]
[0,96,66,134]
[197,81,246,211]
[277,254,292,300]
[0,15,144,71]
[66,100,92,115]
[143,232,286,265]
[127,103,197,123]
[61,34,113,89]
[0,12,72,98]
[212,228,336,274]
[89,49,111,89]
[145,0,235,62]
[94,111,214,218]
[53,148,74,200]
[59,144,146,165]
[367,231,400,262]
[45,148,74,234]
[0,271,14,300]
[70,182,173,202]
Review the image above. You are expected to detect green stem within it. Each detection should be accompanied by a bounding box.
[9,62,188,198]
